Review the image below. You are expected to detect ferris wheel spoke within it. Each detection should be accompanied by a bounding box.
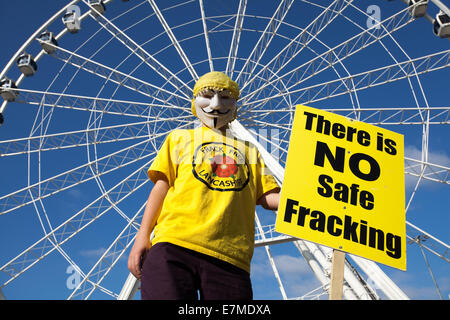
[240,0,352,92]
[244,101,449,129]
[244,105,294,133]
[45,236,118,299]
[225,0,247,76]
[0,159,151,289]
[238,56,298,117]
[48,44,190,105]
[406,222,450,263]
[241,5,414,104]
[0,138,155,216]
[147,0,198,80]
[235,0,294,83]
[81,0,192,98]
[243,109,294,129]
[11,88,190,120]
[0,118,187,157]
[295,50,450,106]
[405,157,450,185]
[254,220,450,264]
[242,117,292,133]
[351,106,450,126]
[241,14,366,117]
[236,0,294,84]
[298,106,449,126]
[68,203,145,299]
[255,212,288,299]
[199,0,214,72]
[0,119,194,216]
[244,49,450,111]
[273,6,414,97]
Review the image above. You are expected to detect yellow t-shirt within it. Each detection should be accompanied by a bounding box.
[148,126,280,273]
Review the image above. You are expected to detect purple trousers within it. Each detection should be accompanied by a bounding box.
[140,242,253,300]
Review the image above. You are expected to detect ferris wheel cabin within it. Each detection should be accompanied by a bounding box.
[433,11,450,38]
[408,0,428,18]
[62,11,81,33]
[0,78,18,102]
[89,0,106,15]
[16,53,37,77]
[38,31,58,54]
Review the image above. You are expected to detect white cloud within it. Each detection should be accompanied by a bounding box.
[79,247,127,262]
[404,145,450,190]
[251,249,323,299]
[67,188,83,199]
[274,254,310,275]
[404,145,450,166]
[386,270,449,300]
[80,247,107,258]
[251,251,310,278]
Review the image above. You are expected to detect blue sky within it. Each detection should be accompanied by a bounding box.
[0,0,449,300]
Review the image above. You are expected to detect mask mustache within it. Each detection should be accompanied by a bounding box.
[202,106,230,114]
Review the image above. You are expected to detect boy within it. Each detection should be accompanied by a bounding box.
[128,71,280,300]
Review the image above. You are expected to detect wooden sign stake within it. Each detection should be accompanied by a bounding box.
[329,249,345,300]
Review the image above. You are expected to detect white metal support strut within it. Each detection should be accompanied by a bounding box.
[255,211,288,299]
[147,0,199,80]
[226,0,247,77]
[199,0,214,72]
[118,273,140,300]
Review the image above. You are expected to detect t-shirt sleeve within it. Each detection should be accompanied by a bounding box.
[255,151,280,200]
[147,132,177,186]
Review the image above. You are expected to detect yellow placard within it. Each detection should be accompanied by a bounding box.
[275,105,406,270]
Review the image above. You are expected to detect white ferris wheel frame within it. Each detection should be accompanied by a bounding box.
[0,0,448,300]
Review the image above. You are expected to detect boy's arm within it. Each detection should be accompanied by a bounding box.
[257,189,280,211]
[128,172,169,280]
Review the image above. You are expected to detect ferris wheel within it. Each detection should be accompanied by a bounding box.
[0,0,449,300]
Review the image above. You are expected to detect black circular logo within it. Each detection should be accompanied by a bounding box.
[192,142,250,191]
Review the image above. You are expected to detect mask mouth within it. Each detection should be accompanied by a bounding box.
[201,106,231,116]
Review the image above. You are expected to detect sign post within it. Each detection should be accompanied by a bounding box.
[329,249,345,300]
[275,105,406,298]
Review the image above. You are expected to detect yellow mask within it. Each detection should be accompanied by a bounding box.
[191,71,239,120]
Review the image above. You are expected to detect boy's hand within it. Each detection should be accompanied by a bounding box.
[257,190,281,211]
[128,232,151,280]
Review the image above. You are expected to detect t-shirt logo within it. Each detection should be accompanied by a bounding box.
[192,142,250,191]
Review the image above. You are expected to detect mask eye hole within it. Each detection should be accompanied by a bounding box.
[198,89,233,100]
[198,89,215,99]
[218,90,232,99]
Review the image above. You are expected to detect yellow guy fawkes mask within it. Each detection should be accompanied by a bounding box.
[191,72,239,129]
